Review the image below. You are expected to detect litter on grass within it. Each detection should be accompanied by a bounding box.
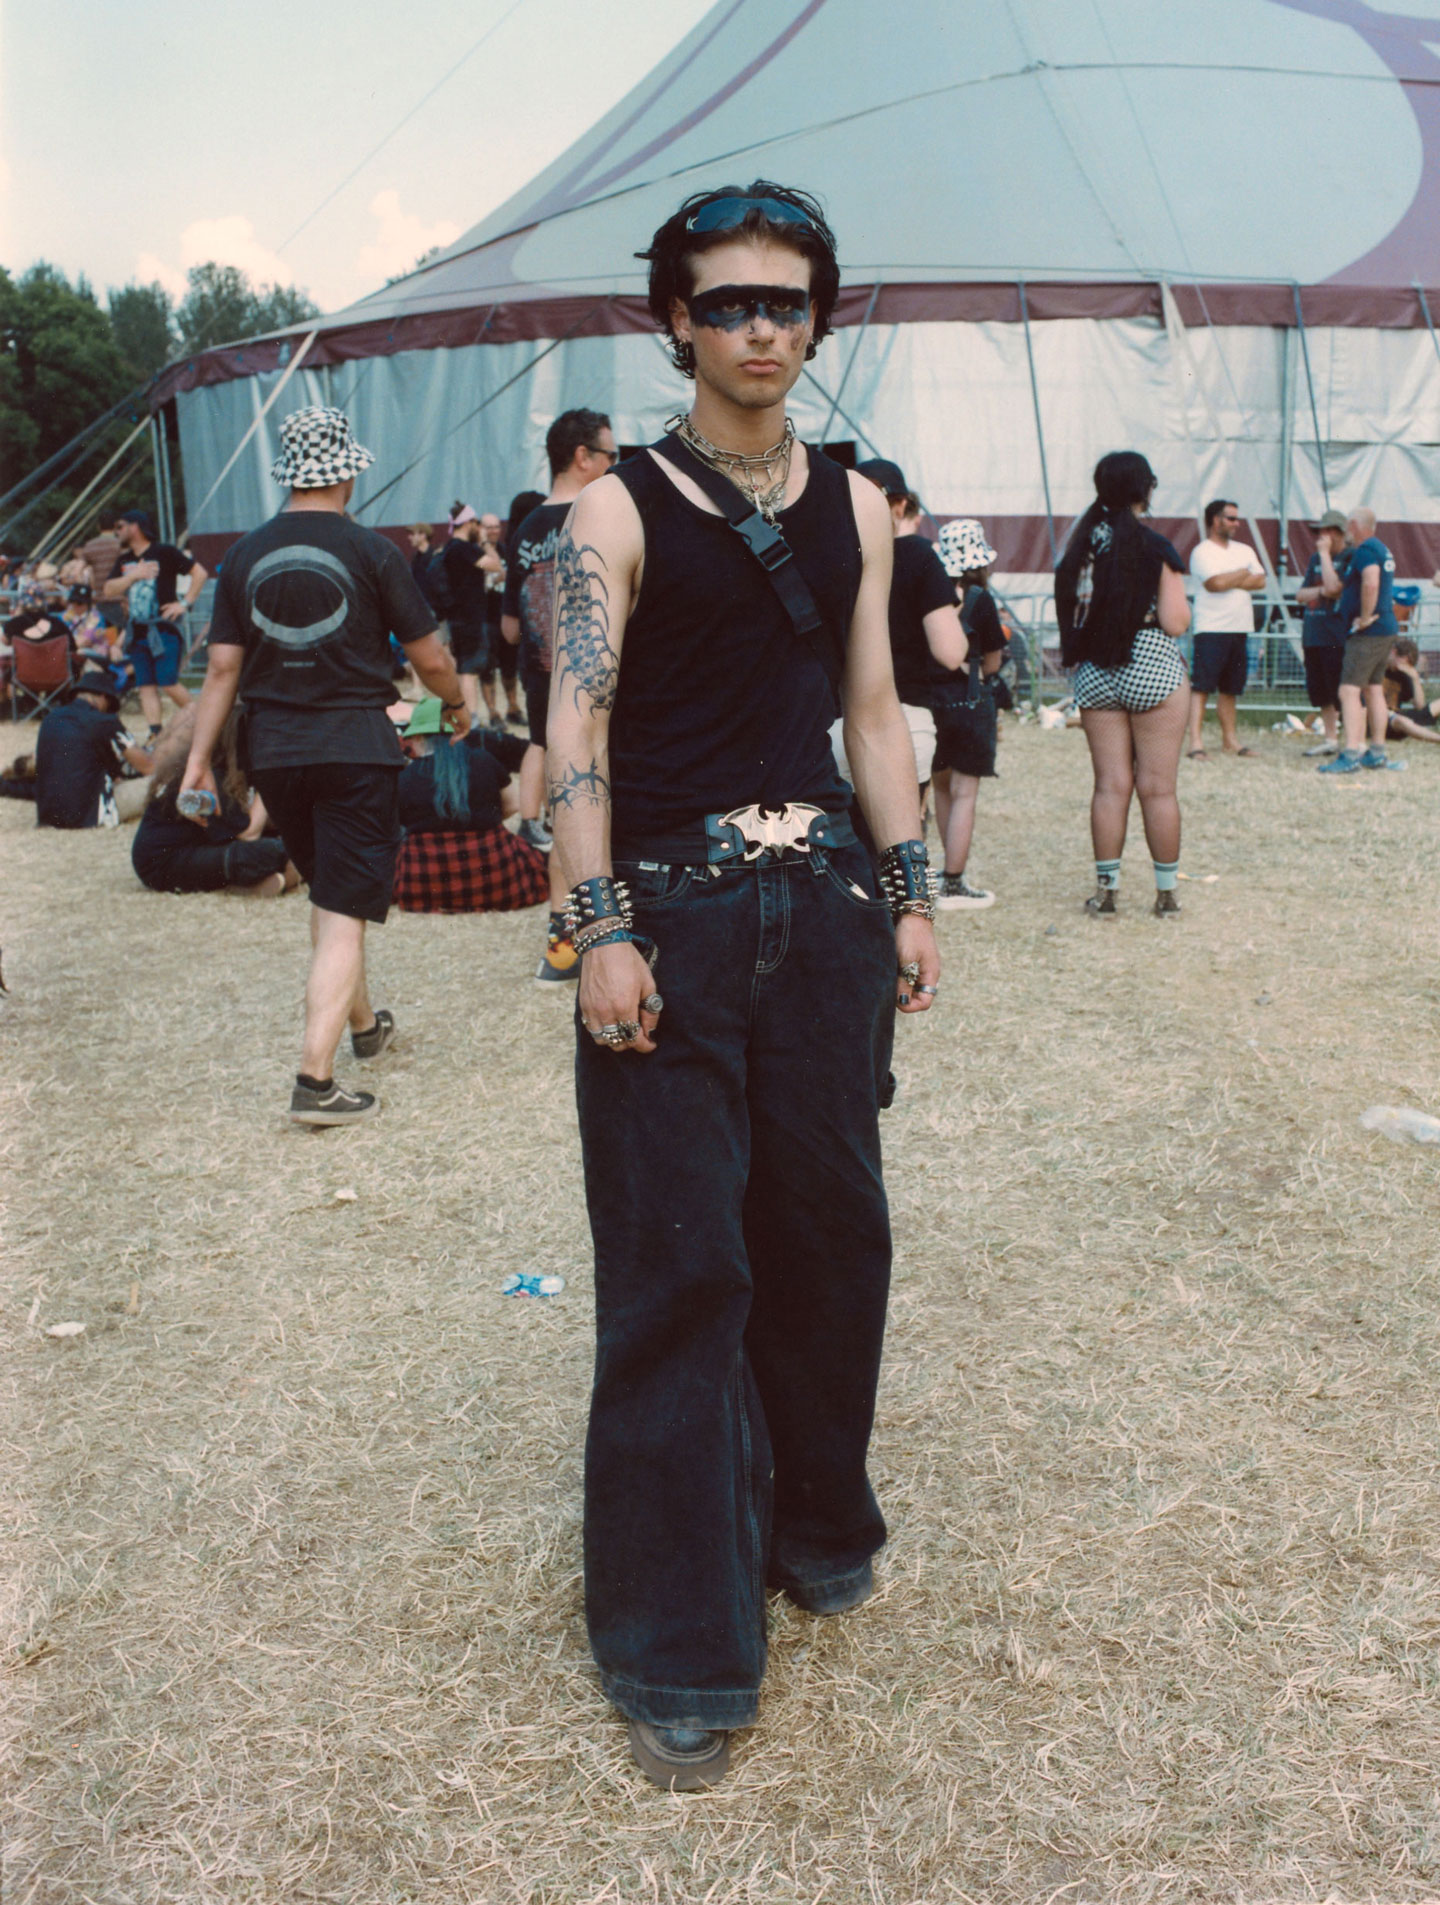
[1360,1104,1440,1145]
[501,1273,565,1298]
[44,1321,86,1339]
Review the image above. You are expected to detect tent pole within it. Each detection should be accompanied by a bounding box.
[50,452,155,560]
[180,329,319,542]
[820,283,881,448]
[0,383,148,520]
[157,409,178,544]
[151,418,168,541]
[1278,324,1294,581]
[29,413,154,563]
[1017,280,1058,567]
[1291,283,1328,511]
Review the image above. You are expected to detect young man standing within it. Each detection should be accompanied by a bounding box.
[499,407,617,980]
[1317,506,1405,774]
[476,511,523,729]
[1294,509,1350,755]
[102,509,208,737]
[1187,498,1264,759]
[179,407,468,1124]
[545,183,939,1790]
[441,509,499,720]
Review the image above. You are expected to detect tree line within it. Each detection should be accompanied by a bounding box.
[1,262,320,551]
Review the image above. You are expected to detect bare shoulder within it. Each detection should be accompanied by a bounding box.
[846,467,891,546]
[567,472,643,564]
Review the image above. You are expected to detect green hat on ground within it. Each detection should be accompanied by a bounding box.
[403,698,447,738]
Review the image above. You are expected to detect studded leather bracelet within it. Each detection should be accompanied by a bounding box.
[877,839,937,923]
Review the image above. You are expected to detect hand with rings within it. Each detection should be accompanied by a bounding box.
[895,914,940,1014]
[578,939,664,1054]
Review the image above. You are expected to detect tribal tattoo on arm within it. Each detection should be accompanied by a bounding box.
[548,757,611,813]
[552,531,618,713]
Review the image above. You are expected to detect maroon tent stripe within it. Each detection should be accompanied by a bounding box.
[148,280,1440,408]
[188,515,1440,582]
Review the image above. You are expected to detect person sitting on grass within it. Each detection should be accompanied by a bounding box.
[133,706,299,896]
[392,698,548,914]
[35,667,153,828]
[0,751,38,801]
[1383,637,1440,745]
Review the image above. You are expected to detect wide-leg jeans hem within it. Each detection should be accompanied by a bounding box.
[767,1552,881,1602]
[600,1669,760,1731]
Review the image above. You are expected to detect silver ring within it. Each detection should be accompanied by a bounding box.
[617,1020,641,1042]
[916,984,939,996]
[643,992,664,1014]
[899,961,921,986]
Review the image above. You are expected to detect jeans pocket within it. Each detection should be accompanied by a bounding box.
[614,860,696,908]
[818,843,892,912]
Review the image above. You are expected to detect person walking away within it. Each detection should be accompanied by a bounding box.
[500,409,617,982]
[1056,452,1192,917]
[102,509,208,739]
[35,667,152,828]
[932,517,1007,909]
[1187,498,1263,759]
[178,406,470,1124]
[851,457,967,812]
[441,506,499,722]
[1317,507,1405,774]
[546,181,939,1791]
[476,512,524,728]
[1294,509,1350,755]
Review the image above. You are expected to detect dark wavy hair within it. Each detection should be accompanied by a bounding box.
[1055,452,1163,670]
[638,180,840,377]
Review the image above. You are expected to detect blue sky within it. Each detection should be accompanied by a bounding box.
[1,0,714,313]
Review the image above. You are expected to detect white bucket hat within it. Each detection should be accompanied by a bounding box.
[271,406,375,489]
[938,517,998,577]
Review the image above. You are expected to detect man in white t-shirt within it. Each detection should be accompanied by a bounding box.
[1187,498,1265,759]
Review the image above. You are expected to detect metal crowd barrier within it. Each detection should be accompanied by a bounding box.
[994,588,1440,713]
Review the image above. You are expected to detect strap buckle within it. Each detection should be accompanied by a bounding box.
[704,802,827,863]
[731,512,791,572]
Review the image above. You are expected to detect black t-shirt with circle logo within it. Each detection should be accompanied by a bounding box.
[208,512,435,768]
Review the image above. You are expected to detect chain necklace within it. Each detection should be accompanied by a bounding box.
[667,413,796,522]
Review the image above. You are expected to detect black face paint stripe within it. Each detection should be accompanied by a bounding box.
[687,284,811,331]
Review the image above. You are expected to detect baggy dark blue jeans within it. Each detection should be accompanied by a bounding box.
[575,840,897,1728]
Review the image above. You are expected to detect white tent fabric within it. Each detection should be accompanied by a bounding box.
[164,0,1440,576]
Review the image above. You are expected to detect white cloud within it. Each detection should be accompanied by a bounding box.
[356,190,461,288]
[136,214,295,301]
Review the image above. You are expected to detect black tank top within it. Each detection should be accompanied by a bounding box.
[607,444,860,842]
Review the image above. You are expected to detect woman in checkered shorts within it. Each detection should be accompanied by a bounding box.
[1054,453,1192,918]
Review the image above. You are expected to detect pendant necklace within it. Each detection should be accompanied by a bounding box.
[667,413,796,523]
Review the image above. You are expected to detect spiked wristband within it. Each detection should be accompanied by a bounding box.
[877,839,936,923]
[563,875,632,942]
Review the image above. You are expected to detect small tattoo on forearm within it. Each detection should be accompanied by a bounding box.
[548,758,611,811]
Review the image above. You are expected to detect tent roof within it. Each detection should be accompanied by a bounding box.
[153,0,1440,401]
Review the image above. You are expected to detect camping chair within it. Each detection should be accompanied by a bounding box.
[9,620,74,722]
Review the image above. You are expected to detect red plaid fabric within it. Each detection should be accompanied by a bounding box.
[394,825,548,914]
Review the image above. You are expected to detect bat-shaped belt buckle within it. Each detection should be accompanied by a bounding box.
[711,802,826,862]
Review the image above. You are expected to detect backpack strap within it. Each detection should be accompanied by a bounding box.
[649,433,841,687]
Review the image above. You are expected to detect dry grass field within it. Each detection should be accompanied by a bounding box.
[3,716,1440,1905]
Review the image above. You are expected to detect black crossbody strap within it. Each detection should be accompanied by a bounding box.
[650,433,840,685]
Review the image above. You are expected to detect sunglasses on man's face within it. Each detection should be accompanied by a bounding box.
[585,444,618,465]
[684,194,815,236]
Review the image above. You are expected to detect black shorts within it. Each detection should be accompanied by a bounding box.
[449,618,488,675]
[1190,631,1249,697]
[250,763,402,923]
[479,620,516,683]
[932,691,998,779]
[1303,645,1344,711]
[525,671,550,750]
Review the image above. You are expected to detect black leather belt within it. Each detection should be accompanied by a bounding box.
[614,802,856,867]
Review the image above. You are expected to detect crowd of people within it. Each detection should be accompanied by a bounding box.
[5,176,1436,1799]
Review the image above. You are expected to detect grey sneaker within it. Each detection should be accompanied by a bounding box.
[1084,887,1118,917]
[1302,740,1338,757]
[935,872,996,911]
[289,1081,378,1126]
[351,1008,395,1060]
[518,817,553,852]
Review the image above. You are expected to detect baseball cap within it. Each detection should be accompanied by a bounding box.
[855,457,909,499]
[1308,508,1348,534]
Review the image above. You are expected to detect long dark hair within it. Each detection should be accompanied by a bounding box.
[146,706,249,818]
[1055,452,1162,670]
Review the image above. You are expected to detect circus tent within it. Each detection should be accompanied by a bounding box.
[152,0,1440,585]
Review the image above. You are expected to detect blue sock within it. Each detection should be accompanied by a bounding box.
[1095,858,1121,891]
[1153,860,1179,892]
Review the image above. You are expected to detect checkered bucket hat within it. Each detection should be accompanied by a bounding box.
[937,517,998,577]
[271,406,375,489]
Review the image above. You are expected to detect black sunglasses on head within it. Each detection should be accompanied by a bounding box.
[685,195,815,235]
